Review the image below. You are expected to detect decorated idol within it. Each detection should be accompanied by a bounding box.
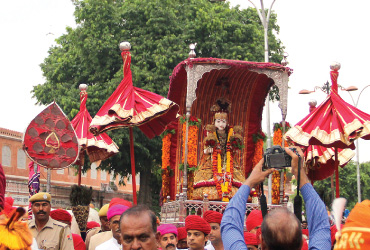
[193,99,245,201]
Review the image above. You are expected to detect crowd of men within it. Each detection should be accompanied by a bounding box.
[0,146,369,250]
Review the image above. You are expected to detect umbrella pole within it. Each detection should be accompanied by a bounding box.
[129,127,138,205]
[335,147,340,198]
[78,166,82,186]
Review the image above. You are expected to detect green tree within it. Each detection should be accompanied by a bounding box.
[32,0,285,208]
[313,161,370,210]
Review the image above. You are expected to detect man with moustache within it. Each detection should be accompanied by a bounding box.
[119,205,160,250]
[28,192,74,250]
[157,224,178,250]
[96,204,129,250]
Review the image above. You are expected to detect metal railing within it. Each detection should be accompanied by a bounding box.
[161,193,283,226]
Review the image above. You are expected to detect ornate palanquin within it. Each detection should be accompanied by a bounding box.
[165,45,292,201]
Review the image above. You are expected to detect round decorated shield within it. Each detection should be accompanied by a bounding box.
[22,102,80,169]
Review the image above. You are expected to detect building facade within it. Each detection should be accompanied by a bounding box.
[0,127,138,209]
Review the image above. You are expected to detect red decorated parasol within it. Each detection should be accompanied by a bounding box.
[286,62,370,197]
[23,102,80,169]
[304,145,354,181]
[71,84,119,185]
[90,42,179,204]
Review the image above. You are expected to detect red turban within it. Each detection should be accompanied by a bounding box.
[72,234,86,250]
[301,238,308,250]
[177,227,187,241]
[185,215,211,235]
[0,164,5,209]
[86,221,101,231]
[244,232,258,245]
[1,197,16,218]
[109,198,133,208]
[203,210,223,224]
[246,210,263,231]
[256,228,262,244]
[50,209,72,222]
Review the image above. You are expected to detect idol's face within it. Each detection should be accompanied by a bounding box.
[215,119,227,131]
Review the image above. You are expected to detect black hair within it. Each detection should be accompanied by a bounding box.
[119,205,157,233]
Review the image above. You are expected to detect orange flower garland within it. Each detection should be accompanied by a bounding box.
[271,121,291,204]
[161,131,173,202]
[252,131,266,168]
[180,115,201,199]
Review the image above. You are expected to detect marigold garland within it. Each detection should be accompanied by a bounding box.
[271,121,291,204]
[161,132,173,202]
[180,115,200,199]
[252,131,266,168]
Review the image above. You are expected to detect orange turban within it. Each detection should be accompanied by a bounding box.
[185,215,211,235]
[246,210,263,231]
[244,232,258,245]
[177,227,187,241]
[334,200,370,249]
[203,210,223,224]
[50,209,72,222]
[109,198,133,208]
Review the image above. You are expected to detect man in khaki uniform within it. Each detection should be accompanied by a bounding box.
[85,204,110,250]
[28,192,74,250]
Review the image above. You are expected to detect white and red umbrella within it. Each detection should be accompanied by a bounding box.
[286,62,370,197]
[71,84,119,185]
[90,42,179,204]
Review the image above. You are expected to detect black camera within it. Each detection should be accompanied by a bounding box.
[263,145,297,169]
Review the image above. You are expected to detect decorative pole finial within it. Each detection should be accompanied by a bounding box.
[189,43,197,58]
[330,62,341,92]
[119,41,131,51]
[281,52,289,66]
[79,83,88,91]
[330,62,341,71]
[308,99,317,113]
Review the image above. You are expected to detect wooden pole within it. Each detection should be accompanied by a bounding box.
[78,166,82,186]
[335,147,340,198]
[129,127,138,205]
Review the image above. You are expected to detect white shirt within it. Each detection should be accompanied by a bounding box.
[96,237,122,250]
[204,243,215,250]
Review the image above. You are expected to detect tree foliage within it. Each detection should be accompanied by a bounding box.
[32,0,285,206]
[313,161,370,210]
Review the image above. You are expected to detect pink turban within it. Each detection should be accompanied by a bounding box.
[246,210,263,231]
[157,224,178,237]
[107,204,129,221]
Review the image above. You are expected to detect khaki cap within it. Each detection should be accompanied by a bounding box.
[98,204,109,217]
[29,192,51,203]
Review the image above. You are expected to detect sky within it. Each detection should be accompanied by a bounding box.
[1,0,370,162]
